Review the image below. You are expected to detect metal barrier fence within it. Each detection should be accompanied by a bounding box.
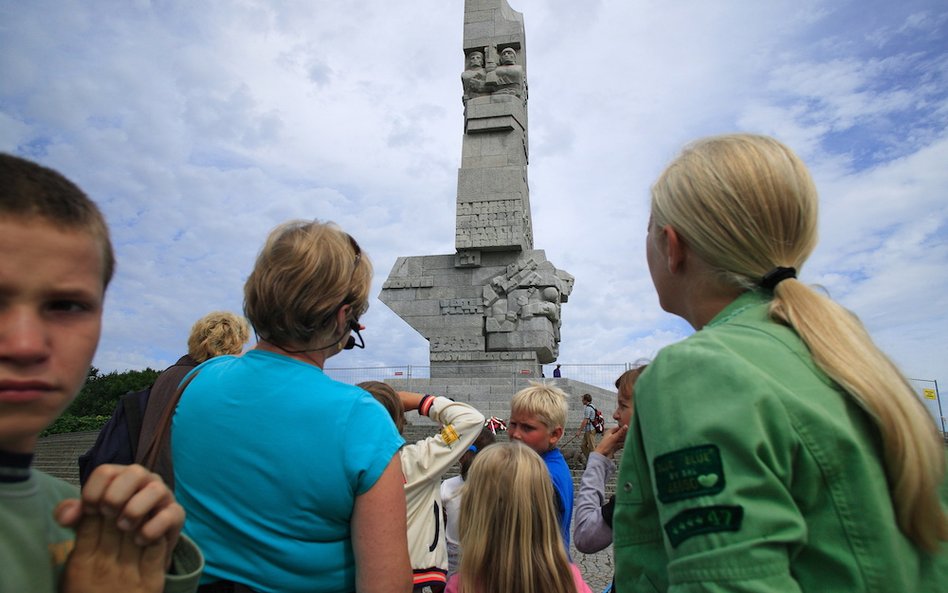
[323,363,639,392]
[911,378,944,438]
[325,365,944,439]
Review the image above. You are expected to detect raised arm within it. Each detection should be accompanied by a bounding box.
[573,425,626,553]
[397,392,485,481]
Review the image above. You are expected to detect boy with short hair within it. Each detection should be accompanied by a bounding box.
[507,382,574,547]
[0,153,203,593]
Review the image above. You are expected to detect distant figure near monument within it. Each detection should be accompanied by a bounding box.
[380,0,572,378]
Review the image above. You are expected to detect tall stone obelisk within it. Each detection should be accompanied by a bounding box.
[380,0,573,379]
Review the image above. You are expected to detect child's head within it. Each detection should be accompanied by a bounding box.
[0,154,113,453]
[358,381,406,434]
[649,134,817,297]
[458,442,575,593]
[459,426,497,480]
[613,362,648,427]
[0,153,115,288]
[508,382,567,453]
[187,311,251,363]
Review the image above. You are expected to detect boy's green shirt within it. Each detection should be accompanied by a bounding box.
[0,468,203,593]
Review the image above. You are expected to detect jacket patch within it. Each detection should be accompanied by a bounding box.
[440,424,459,445]
[653,444,725,502]
[664,505,743,548]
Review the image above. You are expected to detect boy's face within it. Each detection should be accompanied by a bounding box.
[508,410,563,453]
[614,386,634,428]
[0,218,104,453]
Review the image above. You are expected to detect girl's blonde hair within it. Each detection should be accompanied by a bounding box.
[457,442,577,593]
[651,133,947,551]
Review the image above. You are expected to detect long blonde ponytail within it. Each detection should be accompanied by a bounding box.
[771,280,947,550]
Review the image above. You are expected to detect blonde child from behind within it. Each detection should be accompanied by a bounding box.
[445,442,592,593]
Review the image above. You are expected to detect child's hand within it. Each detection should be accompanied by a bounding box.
[593,425,629,458]
[55,464,183,566]
[397,391,424,411]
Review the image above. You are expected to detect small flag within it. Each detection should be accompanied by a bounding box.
[485,416,507,434]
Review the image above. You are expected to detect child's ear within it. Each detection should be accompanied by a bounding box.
[549,426,564,446]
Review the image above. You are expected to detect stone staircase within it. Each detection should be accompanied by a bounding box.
[33,431,97,486]
[36,425,619,497]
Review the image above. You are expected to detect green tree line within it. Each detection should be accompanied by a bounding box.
[42,367,160,436]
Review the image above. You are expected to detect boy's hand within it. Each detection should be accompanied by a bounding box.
[55,464,183,567]
[593,424,628,458]
[60,511,168,593]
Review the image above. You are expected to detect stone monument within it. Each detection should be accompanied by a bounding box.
[380,0,574,379]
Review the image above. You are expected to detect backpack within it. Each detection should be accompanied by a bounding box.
[589,403,605,434]
[77,387,150,486]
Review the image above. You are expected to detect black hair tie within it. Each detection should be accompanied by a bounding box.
[760,266,797,290]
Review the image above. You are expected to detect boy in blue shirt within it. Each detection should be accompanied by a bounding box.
[507,382,574,547]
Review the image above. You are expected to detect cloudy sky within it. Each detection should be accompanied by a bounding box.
[2,1,946,411]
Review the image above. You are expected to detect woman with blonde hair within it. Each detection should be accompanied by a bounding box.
[171,220,411,593]
[614,134,947,592]
[137,310,250,488]
[185,311,250,363]
[446,442,592,593]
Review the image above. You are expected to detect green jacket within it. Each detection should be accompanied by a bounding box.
[614,291,948,592]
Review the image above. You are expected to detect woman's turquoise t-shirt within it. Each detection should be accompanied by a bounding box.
[173,350,404,592]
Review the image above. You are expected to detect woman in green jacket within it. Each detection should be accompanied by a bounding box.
[613,134,947,592]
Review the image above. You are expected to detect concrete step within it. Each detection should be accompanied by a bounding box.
[35,429,621,496]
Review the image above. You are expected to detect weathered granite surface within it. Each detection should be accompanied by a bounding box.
[380,0,573,378]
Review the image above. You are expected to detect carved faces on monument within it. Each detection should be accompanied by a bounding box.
[462,45,525,102]
[462,50,488,101]
[468,51,484,69]
[490,46,524,97]
[500,47,517,65]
